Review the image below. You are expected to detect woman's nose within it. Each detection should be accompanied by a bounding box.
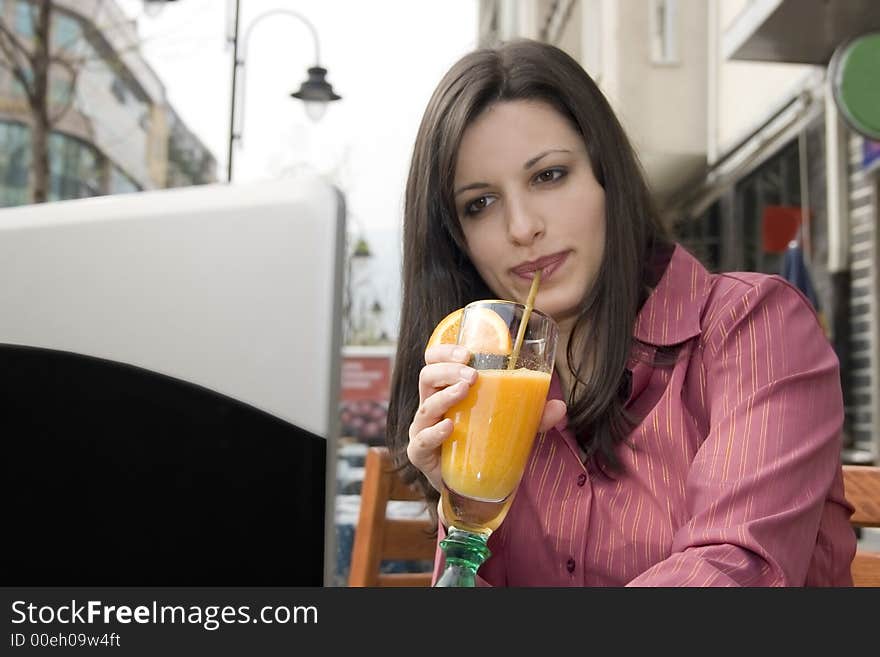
[505,197,545,246]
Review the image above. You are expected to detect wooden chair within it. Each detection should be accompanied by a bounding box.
[348,446,437,586]
[842,465,880,587]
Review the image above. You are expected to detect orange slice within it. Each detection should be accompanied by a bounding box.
[427,308,464,348]
[460,307,512,354]
[427,306,512,355]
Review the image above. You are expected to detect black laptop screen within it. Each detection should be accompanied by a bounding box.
[1,344,326,585]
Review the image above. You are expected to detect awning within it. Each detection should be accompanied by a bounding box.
[672,88,824,219]
[724,0,880,64]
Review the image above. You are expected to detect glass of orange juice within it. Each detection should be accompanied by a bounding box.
[435,300,557,587]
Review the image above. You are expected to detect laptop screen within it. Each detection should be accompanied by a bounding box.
[0,177,345,586]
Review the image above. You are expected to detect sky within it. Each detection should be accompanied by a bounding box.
[116,0,480,338]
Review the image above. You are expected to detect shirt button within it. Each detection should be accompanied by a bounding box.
[566,558,576,573]
[577,473,587,487]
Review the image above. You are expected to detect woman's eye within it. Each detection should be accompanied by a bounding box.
[534,167,566,184]
[464,195,495,216]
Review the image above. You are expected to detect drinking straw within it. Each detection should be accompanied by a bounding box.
[507,270,541,370]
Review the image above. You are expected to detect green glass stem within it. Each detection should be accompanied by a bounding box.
[434,528,491,587]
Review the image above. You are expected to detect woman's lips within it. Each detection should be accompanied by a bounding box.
[511,251,569,281]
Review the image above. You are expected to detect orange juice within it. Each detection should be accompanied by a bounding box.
[440,367,551,534]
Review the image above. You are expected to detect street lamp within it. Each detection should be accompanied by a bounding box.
[344,235,373,345]
[226,1,342,182]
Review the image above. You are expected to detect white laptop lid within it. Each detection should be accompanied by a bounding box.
[0,176,344,435]
[0,176,345,586]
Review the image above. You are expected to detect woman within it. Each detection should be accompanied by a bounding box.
[386,39,856,586]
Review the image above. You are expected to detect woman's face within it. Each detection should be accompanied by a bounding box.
[453,100,606,329]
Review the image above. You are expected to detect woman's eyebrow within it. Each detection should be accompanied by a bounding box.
[523,149,571,169]
[454,182,489,197]
[454,148,574,197]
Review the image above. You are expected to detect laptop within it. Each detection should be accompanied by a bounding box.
[0,176,345,586]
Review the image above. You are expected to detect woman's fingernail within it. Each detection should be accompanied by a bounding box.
[459,367,476,383]
[453,347,469,361]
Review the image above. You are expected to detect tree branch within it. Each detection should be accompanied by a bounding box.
[28,0,40,38]
[50,51,86,67]
[0,20,35,98]
[0,14,34,57]
[48,55,78,124]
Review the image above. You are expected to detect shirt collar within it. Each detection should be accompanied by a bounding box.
[632,244,712,347]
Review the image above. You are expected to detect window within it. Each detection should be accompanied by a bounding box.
[0,121,31,207]
[11,67,34,99]
[650,0,679,65]
[109,164,140,195]
[734,141,801,274]
[52,12,82,51]
[167,125,215,187]
[15,0,35,37]
[110,77,128,104]
[673,201,722,272]
[49,77,73,106]
[48,132,102,201]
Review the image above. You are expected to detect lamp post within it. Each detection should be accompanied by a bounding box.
[226,0,342,182]
[344,236,373,345]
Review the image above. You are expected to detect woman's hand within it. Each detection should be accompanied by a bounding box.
[407,344,567,493]
[407,344,475,493]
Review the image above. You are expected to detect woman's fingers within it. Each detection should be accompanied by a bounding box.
[407,349,475,492]
[418,361,476,406]
[407,415,452,466]
[406,416,454,493]
[424,343,471,366]
[538,399,567,433]
[409,378,471,440]
[409,416,453,450]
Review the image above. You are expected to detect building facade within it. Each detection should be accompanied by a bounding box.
[0,0,216,207]
[477,0,880,461]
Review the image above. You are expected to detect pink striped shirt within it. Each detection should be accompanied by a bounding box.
[433,244,856,586]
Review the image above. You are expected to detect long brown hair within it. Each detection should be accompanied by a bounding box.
[387,39,670,506]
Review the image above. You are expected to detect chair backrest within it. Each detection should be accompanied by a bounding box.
[842,465,880,587]
[348,446,436,586]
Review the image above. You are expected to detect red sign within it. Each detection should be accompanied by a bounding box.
[339,348,394,445]
[762,205,804,253]
[341,356,391,402]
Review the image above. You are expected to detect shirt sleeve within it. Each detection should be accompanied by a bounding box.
[627,276,855,586]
